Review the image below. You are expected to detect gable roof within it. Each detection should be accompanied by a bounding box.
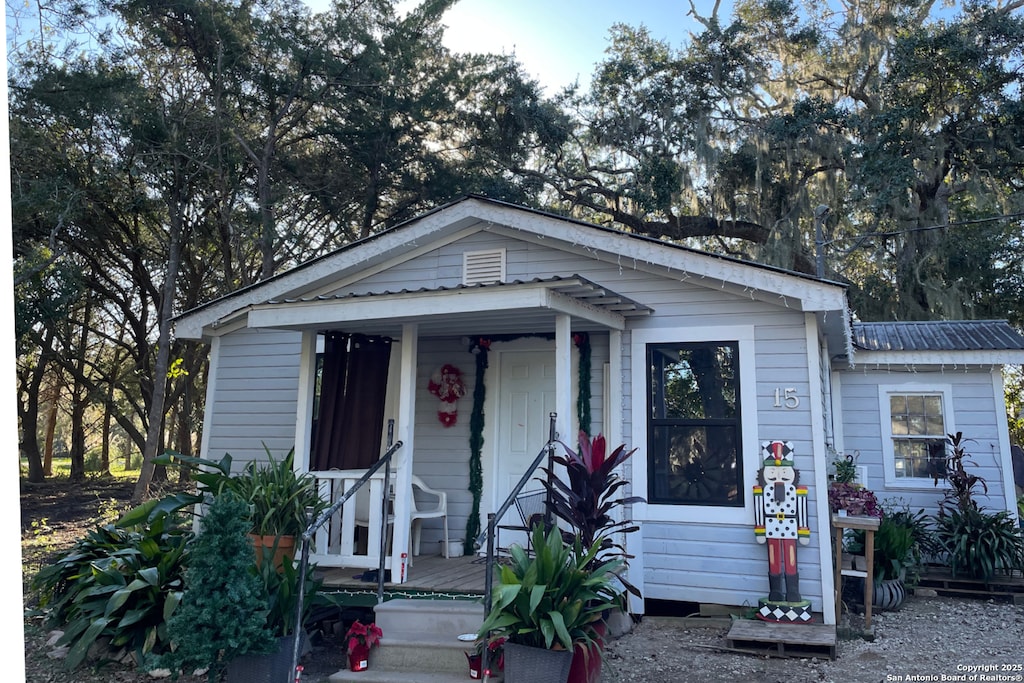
[175,195,850,341]
[248,275,654,338]
[849,320,1024,366]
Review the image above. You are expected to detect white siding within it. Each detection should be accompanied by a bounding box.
[204,328,304,468]
[836,368,1010,517]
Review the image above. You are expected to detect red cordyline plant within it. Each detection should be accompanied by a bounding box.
[345,620,383,654]
[541,431,644,595]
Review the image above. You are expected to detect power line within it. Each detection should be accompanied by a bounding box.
[821,211,1024,246]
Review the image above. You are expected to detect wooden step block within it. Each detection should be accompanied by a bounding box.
[726,619,837,660]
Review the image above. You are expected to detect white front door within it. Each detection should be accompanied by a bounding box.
[493,349,556,549]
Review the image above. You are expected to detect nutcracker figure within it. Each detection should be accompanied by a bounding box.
[753,440,812,622]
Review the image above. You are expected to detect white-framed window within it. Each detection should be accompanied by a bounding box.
[879,385,954,488]
[631,325,758,524]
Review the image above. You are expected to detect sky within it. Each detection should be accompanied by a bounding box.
[250,0,732,96]
[424,0,723,93]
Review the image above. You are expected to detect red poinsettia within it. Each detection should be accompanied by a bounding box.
[345,620,383,654]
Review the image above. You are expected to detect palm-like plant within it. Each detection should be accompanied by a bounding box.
[541,431,644,595]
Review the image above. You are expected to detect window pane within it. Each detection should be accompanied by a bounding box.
[889,393,945,437]
[908,416,925,435]
[891,415,908,435]
[649,425,741,506]
[650,344,736,420]
[893,438,946,479]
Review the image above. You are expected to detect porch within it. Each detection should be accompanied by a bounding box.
[316,552,488,604]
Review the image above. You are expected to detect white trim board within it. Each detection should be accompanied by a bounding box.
[629,325,758,525]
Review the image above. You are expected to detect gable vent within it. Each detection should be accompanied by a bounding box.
[463,249,506,285]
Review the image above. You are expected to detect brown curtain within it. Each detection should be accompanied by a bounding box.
[311,332,393,471]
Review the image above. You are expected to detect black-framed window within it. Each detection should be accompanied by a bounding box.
[647,341,742,506]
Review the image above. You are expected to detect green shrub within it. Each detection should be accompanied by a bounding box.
[479,526,624,652]
[933,508,1024,581]
[929,433,1024,581]
[31,514,192,669]
[153,492,276,683]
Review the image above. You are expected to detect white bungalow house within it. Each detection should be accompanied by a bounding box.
[173,196,1024,625]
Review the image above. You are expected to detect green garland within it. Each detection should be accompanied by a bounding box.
[575,332,591,436]
[462,332,591,553]
[464,338,489,555]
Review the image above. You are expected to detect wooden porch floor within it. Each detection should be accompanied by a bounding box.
[317,552,491,595]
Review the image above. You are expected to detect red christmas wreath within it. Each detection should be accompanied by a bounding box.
[428,364,467,427]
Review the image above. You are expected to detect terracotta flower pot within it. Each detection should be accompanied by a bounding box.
[248,534,296,572]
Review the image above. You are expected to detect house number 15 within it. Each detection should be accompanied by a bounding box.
[773,388,800,409]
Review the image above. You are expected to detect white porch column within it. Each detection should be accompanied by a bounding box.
[389,322,418,583]
[293,330,318,472]
[554,314,574,445]
[608,330,623,448]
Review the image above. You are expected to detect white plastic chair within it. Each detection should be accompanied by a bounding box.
[410,475,449,558]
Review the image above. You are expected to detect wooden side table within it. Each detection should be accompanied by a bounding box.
[831,514,880,628]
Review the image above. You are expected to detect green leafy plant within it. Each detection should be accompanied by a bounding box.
[254,543,324,638]
[930,433,1024,581]
[872,516,917,582]
[933,508,1024,581]
[848,502,934,583]
[152,492,276,683]
[831,454,858,484]
[31,514,192,669]
[478,525,624,652]
[120,446,325,538]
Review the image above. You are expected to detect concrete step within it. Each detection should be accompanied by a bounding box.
[328,670,503,683]
[371,599,487,675]
[372,598,485,636]
[325,599,493,681]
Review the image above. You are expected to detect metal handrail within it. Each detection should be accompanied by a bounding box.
[289,432,403,683]
[479,413,557,683]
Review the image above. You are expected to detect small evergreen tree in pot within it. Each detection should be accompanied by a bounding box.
[153,492,276,682]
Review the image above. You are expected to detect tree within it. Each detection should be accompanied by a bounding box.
[524,1,1024,323]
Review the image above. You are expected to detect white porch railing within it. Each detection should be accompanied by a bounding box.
[309,469,396,570]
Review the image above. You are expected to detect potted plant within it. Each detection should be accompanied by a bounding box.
[541,432,644,683]
[234,448,327,568]
[466,636,504,679]
[345,620,383,671]
[828,481,882,517]
[152,492,277,683]
[126,446,327,569]
[830,453,859,485]
[478,525,624,683]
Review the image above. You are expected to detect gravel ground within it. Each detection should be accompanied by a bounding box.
[25,593,1024,682]
[601,594,1024,683]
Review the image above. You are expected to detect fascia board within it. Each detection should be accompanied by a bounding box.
[481,215,847,313]
[851,349,1024,367]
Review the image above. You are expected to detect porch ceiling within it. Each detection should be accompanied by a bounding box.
[244,275,653,339]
